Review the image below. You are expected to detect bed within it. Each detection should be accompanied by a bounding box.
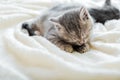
[0,0,120,80]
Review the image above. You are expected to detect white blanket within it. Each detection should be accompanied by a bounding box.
[1,0,120,80]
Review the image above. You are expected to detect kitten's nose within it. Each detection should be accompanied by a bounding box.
[78,40,85,45]
[76,42,82,46]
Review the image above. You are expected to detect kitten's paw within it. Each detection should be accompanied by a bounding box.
[60,44,73,53]
[22,23,35,36]
[74,44,89,53]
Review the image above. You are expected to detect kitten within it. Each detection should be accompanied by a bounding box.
[22,0,120,53]
[22,6,92,53]
[89,0,120,24]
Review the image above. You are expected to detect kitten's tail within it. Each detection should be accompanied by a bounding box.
[104,0,111,6]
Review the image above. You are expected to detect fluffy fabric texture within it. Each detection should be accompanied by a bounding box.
[0,0,120,80]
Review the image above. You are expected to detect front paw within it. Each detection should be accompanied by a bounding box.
[73,44,89,53]
[60,44,73,53]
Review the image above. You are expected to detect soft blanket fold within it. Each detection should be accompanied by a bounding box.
[0,0,120,80]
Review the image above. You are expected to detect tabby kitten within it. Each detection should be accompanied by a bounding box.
[22,0,120,53]
[22,6,92,53]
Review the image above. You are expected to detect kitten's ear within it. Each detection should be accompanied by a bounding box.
[79,7,89,22]
[49,17,62,30]
[49,17,60,25]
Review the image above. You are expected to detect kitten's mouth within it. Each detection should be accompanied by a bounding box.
[73,40,86,46]
[75,43,84,46]
[66,41,84,46]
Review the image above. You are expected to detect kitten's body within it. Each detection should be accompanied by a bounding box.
[22,0,120,53]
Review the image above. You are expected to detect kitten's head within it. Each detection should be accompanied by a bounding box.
[50,7,93,46]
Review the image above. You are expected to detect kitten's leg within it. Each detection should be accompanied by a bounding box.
[73,43,90,53]
[46,35,73,53]
[22,15,45,36]
[22,21,44,36]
